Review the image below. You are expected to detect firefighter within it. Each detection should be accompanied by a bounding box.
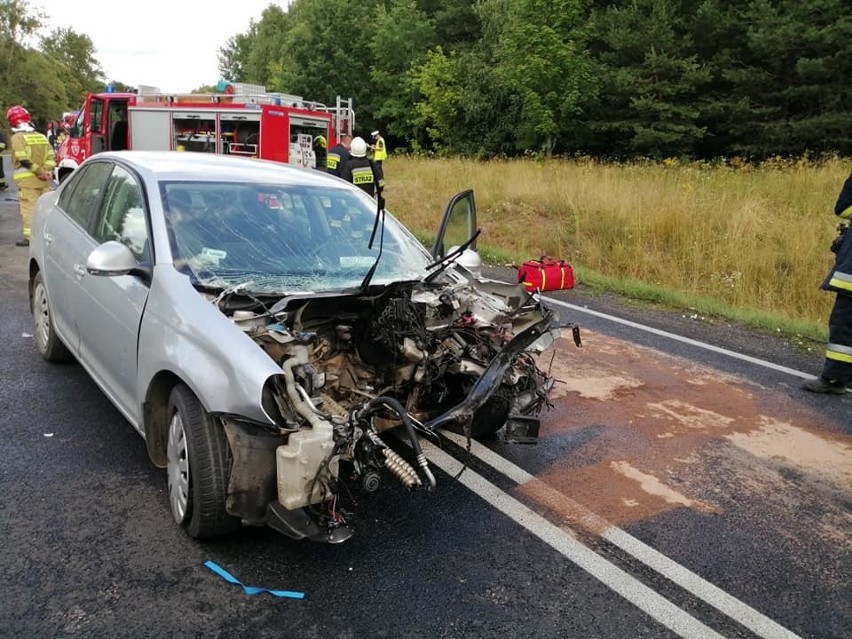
[326,133,352,178]
[313,134,328,171]
[802,173,852,394]
[0,131,7,192]
[341,136,383,198]
[7,106,56,247]
[369,130,387,171]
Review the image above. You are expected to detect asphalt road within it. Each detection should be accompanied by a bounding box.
[1,168,850,638]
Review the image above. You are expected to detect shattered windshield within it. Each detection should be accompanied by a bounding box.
[160,181,432,293]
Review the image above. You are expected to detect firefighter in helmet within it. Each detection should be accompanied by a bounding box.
[341,136,383,198]
[7,106,55,247]
[0,130,7,192]
[802,173,852,393]
[313,134,328,171]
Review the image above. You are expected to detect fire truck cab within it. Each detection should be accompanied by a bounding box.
[55,82,354,183]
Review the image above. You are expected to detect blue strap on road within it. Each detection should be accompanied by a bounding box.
[204,560,305,599]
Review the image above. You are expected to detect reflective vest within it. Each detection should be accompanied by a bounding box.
[11,131,56,189]
[373,136,387,161]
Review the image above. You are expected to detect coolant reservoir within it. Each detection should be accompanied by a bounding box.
[276,426,338,510]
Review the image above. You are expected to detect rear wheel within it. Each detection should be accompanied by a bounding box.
[31,271,71,362]
[166,384,240,538]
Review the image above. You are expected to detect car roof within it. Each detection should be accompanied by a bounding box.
[86,150,345,187]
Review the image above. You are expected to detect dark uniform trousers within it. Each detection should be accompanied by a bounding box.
[820,174,852,383]
[823,294,852,383]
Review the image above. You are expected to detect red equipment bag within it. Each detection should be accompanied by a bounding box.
[517,256,575,292]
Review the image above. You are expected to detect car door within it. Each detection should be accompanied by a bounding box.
[42,162,113,355]
[74,163,153,424]
[431,189,477,259]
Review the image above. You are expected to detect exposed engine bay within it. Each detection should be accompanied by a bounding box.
[215,277,575,543]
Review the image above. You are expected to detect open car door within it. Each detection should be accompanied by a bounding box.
[431,189,477,260]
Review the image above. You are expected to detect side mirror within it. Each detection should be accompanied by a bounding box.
[86,241,138,277]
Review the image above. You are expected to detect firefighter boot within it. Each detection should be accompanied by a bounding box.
[801,376,848,394]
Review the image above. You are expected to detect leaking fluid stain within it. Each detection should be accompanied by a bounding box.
[526,329,852,533]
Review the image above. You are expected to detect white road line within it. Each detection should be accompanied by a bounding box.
[543,297,813,379]
[419,439,726,639]
[440,431,802,639]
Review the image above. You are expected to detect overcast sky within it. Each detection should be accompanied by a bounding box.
[37,0,286,93]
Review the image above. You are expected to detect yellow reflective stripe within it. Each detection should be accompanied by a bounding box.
[829,273,852,292]
[840,204,852,220]
[540,268,546,290]
[13,169,35,181]
[14,150,29,159]
[826,343,852,363]
[327,154,340,169]
[351,167,373,185]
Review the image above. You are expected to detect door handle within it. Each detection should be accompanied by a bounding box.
[73,263,87,278]
[43,231,53,245]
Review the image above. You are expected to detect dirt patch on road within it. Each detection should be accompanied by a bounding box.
[528,329,852,542]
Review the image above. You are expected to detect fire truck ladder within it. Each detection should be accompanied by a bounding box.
[330,96,355,140]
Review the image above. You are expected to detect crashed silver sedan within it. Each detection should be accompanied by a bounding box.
[28,151,566,543]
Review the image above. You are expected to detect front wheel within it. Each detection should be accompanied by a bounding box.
[31,271,71,362]
[166,384,240,538]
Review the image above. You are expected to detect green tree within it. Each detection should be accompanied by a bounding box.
[486,0,596,155]
[581,0,714,158]
[9,47,72,125]
[369,0,435,146]
[416,0,482,50]
[273,0,378,130]
[0,0,76,125]
[40,27,104,104]
[725,0,852,157]
[0,0,41,67]
[218,25,257,83]
[245,6,289,87]
[412,46,521,155]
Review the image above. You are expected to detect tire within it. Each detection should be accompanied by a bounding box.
[166,384,240,538]
[31,271,72,362]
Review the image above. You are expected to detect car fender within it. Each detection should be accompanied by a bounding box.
[137,267,283,429]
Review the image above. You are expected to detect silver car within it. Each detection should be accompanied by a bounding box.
[28,151,563,543]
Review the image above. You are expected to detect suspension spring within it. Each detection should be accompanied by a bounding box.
[383,448,422,489]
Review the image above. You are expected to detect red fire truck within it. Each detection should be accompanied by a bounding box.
[55,81,354,182]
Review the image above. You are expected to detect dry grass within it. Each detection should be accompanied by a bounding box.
[384,155,848,328]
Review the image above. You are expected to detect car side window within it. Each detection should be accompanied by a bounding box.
[92,165,150,261]
[60,162,113,229]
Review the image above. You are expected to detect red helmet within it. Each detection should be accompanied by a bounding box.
[7,105,32,128]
